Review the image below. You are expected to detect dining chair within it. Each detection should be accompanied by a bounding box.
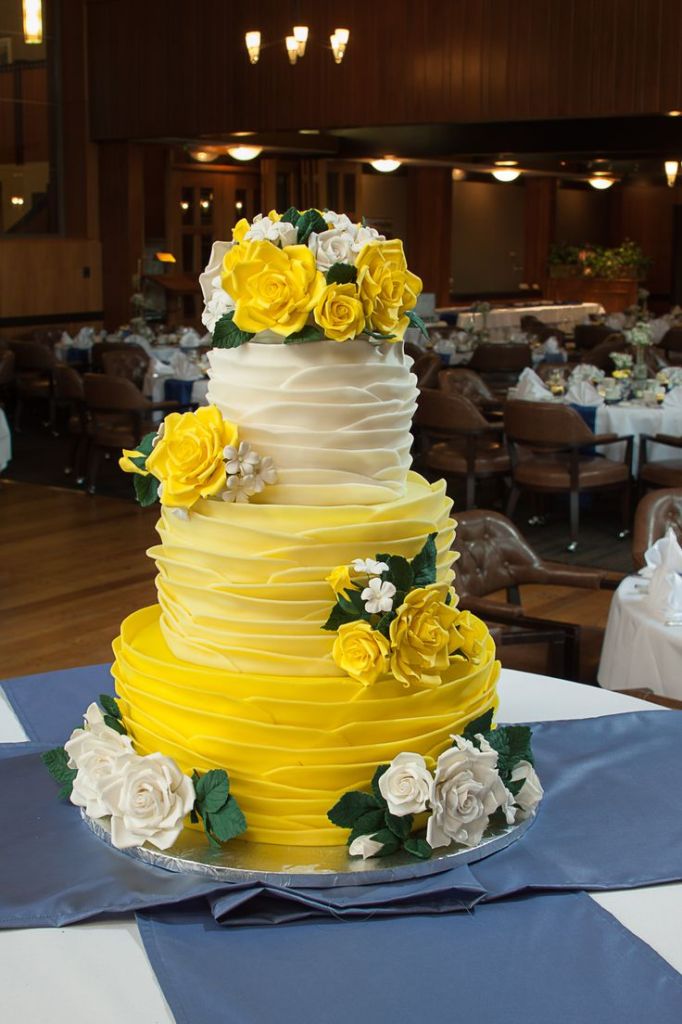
[638,435,682,490]
[660,328,682,366]
[631,488,682,569]
[504,399,632,551]
[9,340,57,432]
[580,333,625,371]
[54,365,89,484]
[83,373,177,494]
[468,343,532,395]
[91,341,144,374]
[573,324,617,351]
[414,388,510,508]
[438,367,502,418]
[100,347,150,389]
[404,342,423,362]
[454,508,619,681]
[412,352,441,388]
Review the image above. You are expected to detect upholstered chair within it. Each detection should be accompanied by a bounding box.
[412,352,441,388]
[638,435,682,491]
[632,488,682,568]
[438,367,502,418]
[9,340,57,431]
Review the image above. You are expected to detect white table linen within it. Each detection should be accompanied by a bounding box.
[1,672,680,1024]
[594,404,682,471]
[598,577,682,697]
[455,303,603,340]
[0,408,11,471]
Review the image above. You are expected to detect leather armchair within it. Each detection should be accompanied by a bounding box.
[415,389,510,508]
[412,352,441,388]
[638,434,682,490]
[504,399,632,550]
[660,328,682,366]
[438,367,502,418]
[468,343,532,395]
[632,488,682,568]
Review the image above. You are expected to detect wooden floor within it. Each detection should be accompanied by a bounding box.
[0,479,617,682]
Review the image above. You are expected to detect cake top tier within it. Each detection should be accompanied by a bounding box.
[200,208,424,348]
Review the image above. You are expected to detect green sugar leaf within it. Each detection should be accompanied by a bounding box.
[347,809,386,845]
[195,769,230,814]
[383,555,413,594]
[284,325,325,344]
[136,431,158,459]
[407,308,429,340]
[367,331,397,341]
[463,708,495,740]
[326,262,358,286]
[404,836,433,860]
[133,471,159,508]
[327,790,380,829]
[506,777,526,798]
[280,206,301,226]
[322,602,360,632]
[477,724,534,780]
[103,714,127,735]
[99,693,121,720]
[368,828,401,857]
[410,533,438,588]
[371,764,390,804]
[385,811,413,841]
[212,311,254,349]
[41,747,77,798]
[338,588,371,621]
[375,610,396,639]
[206,796,247,842]
[296,208,328,245]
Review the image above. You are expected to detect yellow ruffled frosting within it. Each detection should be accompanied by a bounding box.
[113,605,499,845]
[151,472,457,674]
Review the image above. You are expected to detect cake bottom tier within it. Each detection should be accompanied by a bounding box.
[113,605,500,846]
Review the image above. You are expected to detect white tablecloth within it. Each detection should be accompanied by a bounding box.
[0,670,680,1022]
[595,404,682,471]
[456,303,603,340]
[0,408,11,471]
[598,577,682,696]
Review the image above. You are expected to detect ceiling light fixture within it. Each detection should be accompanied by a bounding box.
[668,110,682,117]
[180,201,189,211]
[588,174,615,190]
[665,160,679,188]
[227,145,263,162]
[293,25,309,57]
[370,158,402,173]
[285,35,299,65]
[491,168,521,182]
[245,31,261,64]
[23,0,42,44]
[494,159,518,167]
[10,195,25,206]
[330,28,350,64]
[451,168,466,181]
[188,148,220,163]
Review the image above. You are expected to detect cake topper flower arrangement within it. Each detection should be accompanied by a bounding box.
[119,405,277,511]
[200,208,429,347]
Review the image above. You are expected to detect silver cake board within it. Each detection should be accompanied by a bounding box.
[82,810,534,889]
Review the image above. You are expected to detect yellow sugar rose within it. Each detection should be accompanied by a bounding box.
[119,448,149,477]
[453,609,485,665]
[145,406,238,509]
[314,283,366,342]
[232,218,249,242]
[389,585,462,688]
[326,564,354,599]
[355,239,422,341]
[333,620,391,687]
[267,210,282,222]
[221,239,325,337]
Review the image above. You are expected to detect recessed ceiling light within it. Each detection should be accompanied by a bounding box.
[227,145,263,162]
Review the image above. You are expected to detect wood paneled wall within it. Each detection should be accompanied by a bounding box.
[0,238,102,319]
[86,0,682,140]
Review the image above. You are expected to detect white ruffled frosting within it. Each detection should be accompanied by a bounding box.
[207,335,418,506]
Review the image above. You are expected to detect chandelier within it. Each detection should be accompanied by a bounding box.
[245,25,350,66]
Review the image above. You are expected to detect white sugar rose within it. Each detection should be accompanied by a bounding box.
[351,224,385,252]
[64,703,136,819]
[101,752,195,851]
[379,752,433,816]
[202,280,234,333]
[349,834,384,859]
[509,759,543,819]
[426,736,510,849]
[323,211,355,233]
[309,227,356,271]
[245,214,298,248]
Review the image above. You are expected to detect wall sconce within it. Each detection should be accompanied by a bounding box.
[245,31,261,64]
[664,160,679,188]
[200,199,211,210]
[330,28,350,63]
[10,195,25,206]
[285,35,299,65]
[179,201,190,211]
[588,174,615,190]
[293,26,309,57]
[370,158,402,173]
[23,0,42,44]
[227,145,263,162]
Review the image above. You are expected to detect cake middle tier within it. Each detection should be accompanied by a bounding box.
[150,471,456,674]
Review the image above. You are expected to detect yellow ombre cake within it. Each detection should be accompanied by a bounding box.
[112,211,500,847]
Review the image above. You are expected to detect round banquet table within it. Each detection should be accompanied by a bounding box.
[455,302,603,341]
[595,402,682,472]
[0,670,680,1023]
[598,577,682,697]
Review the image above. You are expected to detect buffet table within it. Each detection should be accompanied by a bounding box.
[598,578,682,697]
[453,302,603,340]
[1,668,681,1023]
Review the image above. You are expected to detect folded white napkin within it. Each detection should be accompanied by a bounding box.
[570,364,605,385]
[60,331,73,347]
[640,526,682,579]
[649,318,669,345]
[150,357,173,376]
[542,336,561,354]
[169,351,201,381]
[646,561,682,619]
[73,327,95,350]
[565,380,604,407]
[510,367,552,402]
[178,328,201,349]
[663,386,682,408]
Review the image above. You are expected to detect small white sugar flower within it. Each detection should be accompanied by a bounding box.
[222,473,259,504]
[224,441,260,476]
[361,577,396,614]
[352,558,389,576]
[257,455,278,486]
[170,507,190,521]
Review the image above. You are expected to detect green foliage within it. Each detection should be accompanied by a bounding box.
[463,708,495,740]
[284,325,325,343]
[212,311,254,349]
[103,715,127,735]
[338,588,372,621]
[326,262,358,286]
[404,836,433,860]
[280,206,301,226]
[322,601,362,632]
[371,764,390,802]
[133,472,159,508]
[548,239,651,280]
[385,811,413,841]
[136,432,158,459]
[380,555,413,594]
[375,610,396,639]
[469,723,535,785]
[192,768,247,847]
[296,208,328,244]
[406,309,429,340]
[409,533,437,588]
[367,330,397,341]
[194,770,229,813]
[99,694,122,720]
[367,828,401,857]
[327,790,380,828]
[42,747,77,800]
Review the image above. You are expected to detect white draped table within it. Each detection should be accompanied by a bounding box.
[598,577,682,697]
[0,408,11,471]
[453,302,604,340]
[594,403,682,472]
[0,670,681,1022]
